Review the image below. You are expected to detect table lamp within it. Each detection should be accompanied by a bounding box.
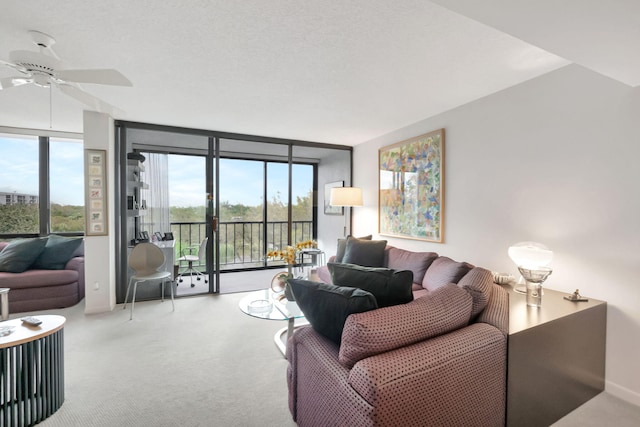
[330,187,363,236]
[508,241,553,294]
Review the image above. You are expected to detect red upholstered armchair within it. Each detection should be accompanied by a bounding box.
[286,262,509,427]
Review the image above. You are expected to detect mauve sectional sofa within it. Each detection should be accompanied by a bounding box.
[288,240,508,426]
[0,238,85,313]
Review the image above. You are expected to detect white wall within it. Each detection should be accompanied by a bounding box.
[317,150,353,253]
[352,64,640,404]
[82,111,117,314]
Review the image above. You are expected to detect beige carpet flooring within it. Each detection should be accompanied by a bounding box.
[27,294,298,427]
[175,269,285,297]
[8,293,640,426]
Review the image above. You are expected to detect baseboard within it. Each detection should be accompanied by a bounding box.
[606,380,640,406]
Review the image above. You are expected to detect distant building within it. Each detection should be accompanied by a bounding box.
[0,192,38,206]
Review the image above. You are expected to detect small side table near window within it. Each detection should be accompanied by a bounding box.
[239,290,306,357]
[0,315,66,425]
[505,286,606,427]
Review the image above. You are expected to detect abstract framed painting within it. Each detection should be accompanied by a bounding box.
[378,129,444,243]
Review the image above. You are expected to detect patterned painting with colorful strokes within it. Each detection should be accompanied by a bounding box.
[379,129,444,242]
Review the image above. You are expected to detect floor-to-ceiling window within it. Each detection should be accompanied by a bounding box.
[0,131,84,238]
[49,137,85,233]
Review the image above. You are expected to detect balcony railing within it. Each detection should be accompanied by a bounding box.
[170,220,313,270]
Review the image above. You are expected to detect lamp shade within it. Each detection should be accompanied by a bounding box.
[508,241,553,269]
[330,187,363,207]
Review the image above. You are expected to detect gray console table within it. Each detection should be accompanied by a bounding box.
[506,286,606,427]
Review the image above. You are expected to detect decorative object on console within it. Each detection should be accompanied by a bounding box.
[379,128,444,243]
[329,186,363,236]
[517,266,552,308]
[564,289,589,302]
[508,241,553,294]
[493,272,516,286]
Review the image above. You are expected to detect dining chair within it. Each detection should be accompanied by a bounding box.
[123,242,174,320]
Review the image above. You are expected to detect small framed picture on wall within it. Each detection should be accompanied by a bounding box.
[324,181,344,215]
[84,149,108,236]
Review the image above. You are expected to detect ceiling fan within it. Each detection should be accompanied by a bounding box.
[0,30,131,115]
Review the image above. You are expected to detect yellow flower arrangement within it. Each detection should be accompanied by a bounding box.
[267,240,317,265]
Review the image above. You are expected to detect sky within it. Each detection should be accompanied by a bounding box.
[0,135,84,205]
[168,154,312,207]
[0,135,312,208]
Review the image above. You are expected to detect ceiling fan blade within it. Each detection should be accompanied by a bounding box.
[57,84,116,115]
[0,58,27,74]
[0,76,32,89]
[57,69,132,86]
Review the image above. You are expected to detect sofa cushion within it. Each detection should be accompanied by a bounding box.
[386,247,438,286]
[288,278,378,345]
[31,235,83,270]
[342,237,387,267]
[458,267,494,318]
[422,256,474,291]
[335,235,372,263]
[328,262,413,308]
[338,284,473,368]
[0,238,48,273]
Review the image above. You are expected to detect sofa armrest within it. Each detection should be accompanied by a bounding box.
[339,284,473,368]
[348,323,506,426]
[65,256,85,300]
[287,326,376,426]
[477,283,509,336]
[316,265,332,284]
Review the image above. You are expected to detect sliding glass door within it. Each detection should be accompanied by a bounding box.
[116,121,352,300]
[117,126,217,302]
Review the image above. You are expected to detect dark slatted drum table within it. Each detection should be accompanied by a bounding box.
[0,315,65,427]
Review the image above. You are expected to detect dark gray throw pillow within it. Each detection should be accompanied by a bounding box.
[328,262,413,307]
[335,235,372,263]
[31,235,83,270]
[287,278,378,344]
[342,237,387,267]
[0,237,48,273]
[422,256,474,291]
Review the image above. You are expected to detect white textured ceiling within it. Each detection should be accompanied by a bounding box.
[431,0,640,87]
[0,1,635,145]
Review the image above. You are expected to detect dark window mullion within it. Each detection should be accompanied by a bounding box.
[39,136,50,236]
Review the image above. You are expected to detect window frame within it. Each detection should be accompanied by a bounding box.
[0,129,84,239]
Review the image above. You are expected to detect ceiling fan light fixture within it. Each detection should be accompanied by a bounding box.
[32,73,51,88]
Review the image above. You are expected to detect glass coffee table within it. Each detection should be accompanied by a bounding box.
[238,289,307,356]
